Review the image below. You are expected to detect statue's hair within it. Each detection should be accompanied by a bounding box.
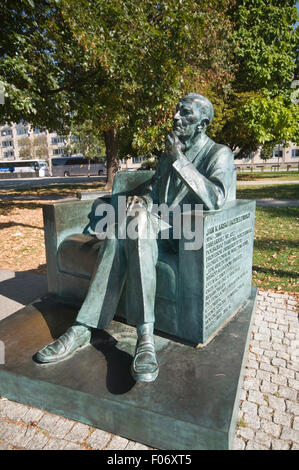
[181,93,214,124]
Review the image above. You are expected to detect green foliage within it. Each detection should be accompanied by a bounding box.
[18,135,48,160]
[0,0,298,167]
[65,120,106,159]
[140,158,158,170]
[218,0,299,156]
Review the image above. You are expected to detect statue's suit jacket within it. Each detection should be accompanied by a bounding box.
[76,134,234,329]
[147,133,234,212]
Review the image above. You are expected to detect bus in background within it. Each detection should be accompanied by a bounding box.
[0,160,49,177]
[51,156,107,177]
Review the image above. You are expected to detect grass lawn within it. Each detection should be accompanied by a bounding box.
[253,206,298,292]
[237,171,299,182]
[237,183,299,200]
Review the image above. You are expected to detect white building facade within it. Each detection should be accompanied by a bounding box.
[0,122,67,161]
[234,143,299,171]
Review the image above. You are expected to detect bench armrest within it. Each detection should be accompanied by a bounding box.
[43,195,111,293]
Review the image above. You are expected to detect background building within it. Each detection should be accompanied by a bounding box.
[0,122,67,161]
[234,143,299,171]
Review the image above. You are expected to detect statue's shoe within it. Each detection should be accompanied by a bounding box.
[131,334,159,383]
[35,325,91,364]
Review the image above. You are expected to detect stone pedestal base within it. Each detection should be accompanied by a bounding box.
[0,288,257,450]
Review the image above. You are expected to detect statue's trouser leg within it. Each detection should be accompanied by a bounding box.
[123,210,159,326]
[76,208,159,330]
[75,232,127,329]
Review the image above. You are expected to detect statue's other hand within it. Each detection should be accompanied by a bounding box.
[165,131,184,162]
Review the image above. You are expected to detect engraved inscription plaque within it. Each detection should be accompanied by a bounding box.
[201,201,256,342]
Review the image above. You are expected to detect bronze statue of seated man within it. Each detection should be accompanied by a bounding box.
[36,93,234,383]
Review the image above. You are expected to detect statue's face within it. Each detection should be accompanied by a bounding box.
[173,99,202,140]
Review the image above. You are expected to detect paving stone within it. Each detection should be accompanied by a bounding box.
[248,390,268,406]
[272,357,286,368]
[245,368,257,378]
[43,438,68,450]
[278,385,297,401]
[236,427,254,441]
[259,355,271,364]
[259,341,273,351]
[258,405,273,421]
[271,374,288,386]
[277,352,291,362]
[38,412,60,432]
[0,401,29,421]
[105,435,129,450]
[286,400,299,415]
[273,411,292,427]
[86,429,112,450]
[246,440,268,450]
[241,401,258,416]
[288,378,299,391]
[268,395,286,412]
[232,437,245,450]
[263,350,276,359]
[254,333,270,342]
[280,427,299,444]
[24,431,50,450]
[272,343,287,353]
[50,417,76,439]
[250,345,264,356]
[256,370,271,382]
[271,439,290,450]
[0,442,12,450]
[261,380,278,395]
[65,421,90,442]
[254,431,271,448]
[243,377,260,391]
[21,407,44,425]
[247,359,259,370]
[64,442,87,450]
[125,441,150,450]
[271,330,284,340]
[10,426,37,448]
[243,414,261,430]
[260,419,281,438]
[293,417,299,431]
[0,421,22,443]
[260,363,278,374]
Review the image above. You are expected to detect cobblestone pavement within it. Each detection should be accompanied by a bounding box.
[0,291,298,451]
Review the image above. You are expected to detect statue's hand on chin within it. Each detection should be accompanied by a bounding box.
[165,131,185,163]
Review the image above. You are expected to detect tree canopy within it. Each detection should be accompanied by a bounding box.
[0,0,298,183]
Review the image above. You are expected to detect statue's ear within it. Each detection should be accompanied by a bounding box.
[197,118,209,131]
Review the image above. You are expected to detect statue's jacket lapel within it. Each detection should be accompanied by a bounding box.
[167,135,214,208]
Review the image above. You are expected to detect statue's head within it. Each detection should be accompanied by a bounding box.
[173,93,214,142]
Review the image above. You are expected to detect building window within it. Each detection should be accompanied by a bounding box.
[17,128,28,135]
[132,156,146,164]
[2,140,13,147]
[3,151,14,159]
[51,137,65,145]
[53,148,65,155]
[1,129,12,136]
[273,150,283,158]
[291,149,299,158]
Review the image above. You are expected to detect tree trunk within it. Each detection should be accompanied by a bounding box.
[104,128,119,189]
